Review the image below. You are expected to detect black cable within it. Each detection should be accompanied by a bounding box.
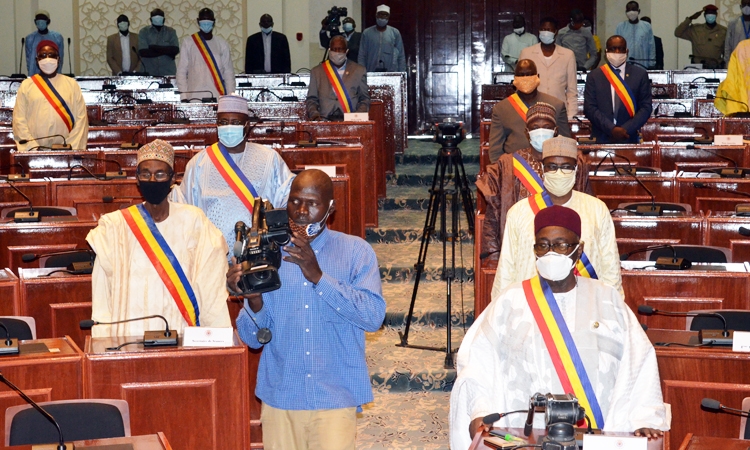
[654,341,715,347]
[106,340,149,351]
[39,270,78,277]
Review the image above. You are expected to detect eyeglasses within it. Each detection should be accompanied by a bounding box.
[544,163,576,174]
[217,119,246,126]
[533,241,579,255]
[136,170,172,182]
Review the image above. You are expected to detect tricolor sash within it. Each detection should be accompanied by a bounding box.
[512,153,545,195]
[526,193,599,279]
[31,74,75,132]
[600,64,636,118]
[206,143,259,214]
[522,276,605,428]
[322,60,353,113]
[121,204,200,326]
[191,33,226,95]
[508,93,529,122]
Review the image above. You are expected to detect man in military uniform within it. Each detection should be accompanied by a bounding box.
[675,4,727,68]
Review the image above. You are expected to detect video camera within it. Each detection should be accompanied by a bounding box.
[323,6,348,34]
[525,393,587,450]
[233,199,291,294]
[431,118,465,148]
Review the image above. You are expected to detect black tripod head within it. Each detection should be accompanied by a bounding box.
[432,118,465,148]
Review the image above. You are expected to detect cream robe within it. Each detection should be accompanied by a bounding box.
[176,34,236,101]
[12,74,88,152]
[86,202,231,338]
[492,190,623,300]
[450,277,670,450]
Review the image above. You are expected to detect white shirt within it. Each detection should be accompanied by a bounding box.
[519,43,578,119]
[120,33,131,72]
[610,62,626,125]
[262,31,273,73]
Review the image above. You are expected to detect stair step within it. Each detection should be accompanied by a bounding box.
[398,152,480,165]
[381,277,475,328]
[387,163,480,186]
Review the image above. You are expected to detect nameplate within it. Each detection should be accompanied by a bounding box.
[582,435,646,449]
[344,112,369,121]
[182,327,234,347]
[304,165,337,178]
[732,330,750,352]
[714,135,744,146]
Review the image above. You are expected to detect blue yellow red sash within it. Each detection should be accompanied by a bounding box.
[31,74,75,132]
[512,153,545,195]
[508,93,529,122]
[322,60,353,113]
[526,193,599,279]
[191,33,226,95]
[522,275,605,428]
[121,204,200,326]
[600,64,636,118]
[206,143,258,214]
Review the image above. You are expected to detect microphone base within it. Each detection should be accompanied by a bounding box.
[0,338,19,355]
[290,81,307,87]
[102,84,117,90]
[68,261,93,275]
[636,205,662,216]
[576,137,596,145]
[143,330,178,347]
[655,256,692,270]
[31,443,75,449]
[238,82,253,88]
[720,169,744,178]
[735,204,750,216]
[694,137,713,145]
[297,140,317,147]
[7,174,30,181]
[9,74,27,79]
[699,329,733,345]
[120,142,140,149]
[105,171,127,179]
[135,99,154,105]
[14,211,40,223]
[51,144,72,151]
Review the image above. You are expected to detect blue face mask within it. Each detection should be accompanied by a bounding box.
[343,23,354,32]
[218,125,247,148]
[528,128,556,152]
[35,20,48,31]
[705,14,717,24]
[261,26,273,34]
[151,15,165,27]
[376,18,389,27]
[199,20,214,33]
[118,22,129,32]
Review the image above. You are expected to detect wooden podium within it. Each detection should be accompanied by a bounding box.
[83,335,250,450]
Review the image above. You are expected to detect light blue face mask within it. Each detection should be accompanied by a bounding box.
[118,22,129,32]
[35,20,48,31]
[151,15,165,27]
[218,125,247,148]
[343,23,354,32]
[376,18,389,27]
[199,20,214,33]
[261,26,273,34]
[528,128,556,152]
[705,14,717,24]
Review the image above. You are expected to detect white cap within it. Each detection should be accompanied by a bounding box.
[217,94,249,116]
[376,4,391,13]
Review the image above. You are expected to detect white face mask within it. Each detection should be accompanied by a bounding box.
[528,128,556,152]
[543,167,577,197]
[329,50,348,66]
[539,30,555,45]
[535,244,579,281]
[514,27,525,35]
[38,57,58,75]
[606,52,628,67]
[626,10,639,21]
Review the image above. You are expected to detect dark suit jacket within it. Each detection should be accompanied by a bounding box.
[106,32,142,75]
[653,36,664,70]
[583,63,652,144]
[306,61,370,120]
[245,31,291,74]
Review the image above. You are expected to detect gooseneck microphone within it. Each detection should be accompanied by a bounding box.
[6,181,39,223]
[701,398,750,416]
[102,195,142,203]
[66,37,74,77]
[80,315,178,348]
[0,372,68,449]
[11,38,27,79]
[122,125,150,149]
[18,134,70,150]
[482,409,528,425]
[695,147,747,178]
[0,322,19,354]
[637,305,731,345]
[175,90,216,103]
[619,244,692,270]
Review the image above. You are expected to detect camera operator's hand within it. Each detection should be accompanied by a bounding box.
[227,257,264,311]
[634,428,663,439]
[283,232,323,284]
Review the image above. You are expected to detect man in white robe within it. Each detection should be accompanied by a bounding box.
[12,39,88,152]
[87,139,231,337]
[492,136,622,300]
[176,8,236,101]
[170,94,295,251]
[450,206,669,450]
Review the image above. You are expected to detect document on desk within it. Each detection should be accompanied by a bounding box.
[620,261,748,272]
[582,434,646,449]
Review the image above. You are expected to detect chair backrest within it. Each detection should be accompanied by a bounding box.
[0,317,35,340]
[686,310,750,332]
[39,251,93,269]
[5,399,130,446]
[617,202,692,213]
[742,397,750,439]
[0,206,77,218]
[647,245,731,263]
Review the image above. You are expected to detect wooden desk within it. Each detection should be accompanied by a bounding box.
[18,268,92,349]
[49,178,143,221]
[0,268,18,315]
[660,145,749,173]
[678,434,750,450]
[590,172,675,210]
[705,213,750,263]
[9,432,173,449]
[641,118,719,143]
[0,337,83,448]
[83,336,250,450]
[11,151,100,179]
[581,143,658,169]
[0,180,49,211]
[676,176,750,213]
[613,212,705,259]
[647,329,750,450]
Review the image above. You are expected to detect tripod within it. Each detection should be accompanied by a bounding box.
[397,137,475,369]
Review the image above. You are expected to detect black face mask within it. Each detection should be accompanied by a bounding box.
[139,180,172,205]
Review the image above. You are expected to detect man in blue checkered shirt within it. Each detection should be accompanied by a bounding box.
[230,169,386,450]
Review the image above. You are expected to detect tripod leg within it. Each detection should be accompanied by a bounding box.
[454,148,476,233]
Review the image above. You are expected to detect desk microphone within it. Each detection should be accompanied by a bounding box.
[482,409,528,425]
[701,398,750,417]
[175,90,216,103]
[298,130,317,147]
[67,165,104,181]
[0,322,19,354]
[22,249,95,274]
[5,181,39,223]
[739,226,750,237]
[692,182,750,215]
[706,93,750,118]
[10,38,26,79]
[65,37,74,77]
[121,125,150,149]
[70,157,126,179]
[3,163,29,181]
[619,244,691,270]
[102,195,142,203]
[17,134,71,150]
[0,372,68,449]
[694,147,748,178]
[637,305,731,344]
[80,315,177,348]
[593,153,663,215]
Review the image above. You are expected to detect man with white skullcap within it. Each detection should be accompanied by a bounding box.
[24,9,64,76]
[358,4,406,72]
[87,139,231,338]
[451,204,668,450]
[492,136,623,300]
[170,94,295,252]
